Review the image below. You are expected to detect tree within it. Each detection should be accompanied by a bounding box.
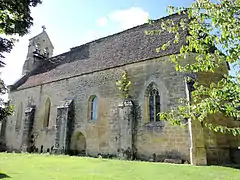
[0,0,42,120]
[148,0,240,135]
[116,71,132,100]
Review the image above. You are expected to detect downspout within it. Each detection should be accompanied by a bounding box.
[184,77,194,164]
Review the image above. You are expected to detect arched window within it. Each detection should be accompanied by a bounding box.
[15,102,23,132]
[89,96,98,120]
[145,82,161,122]
[43,98,51,128]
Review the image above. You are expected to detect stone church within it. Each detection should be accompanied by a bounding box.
[2,13,240,165]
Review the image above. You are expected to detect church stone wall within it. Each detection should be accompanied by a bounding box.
[6,56,190,161]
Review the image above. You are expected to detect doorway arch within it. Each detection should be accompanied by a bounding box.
[70,131,86,155]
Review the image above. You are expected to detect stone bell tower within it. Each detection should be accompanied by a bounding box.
[22,26,54,75]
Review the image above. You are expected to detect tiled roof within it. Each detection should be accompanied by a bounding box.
[12,13,187,90]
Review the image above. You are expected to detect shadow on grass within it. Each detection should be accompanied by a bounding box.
[0,173,11,179]
[209,164,240,170]
[222,164,240,170]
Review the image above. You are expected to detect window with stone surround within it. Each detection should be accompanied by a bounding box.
[144,82,161,123]
[43,98,51,128]
[15,102,23,132]
[88,95,98,121]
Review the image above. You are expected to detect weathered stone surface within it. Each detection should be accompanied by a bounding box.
[6,56,190,160]
[54,99,74,154]
[21,105,36,152]
[118,100,134,160]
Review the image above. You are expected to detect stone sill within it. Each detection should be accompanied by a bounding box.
[88,119,98,123]
[144,121,164,128]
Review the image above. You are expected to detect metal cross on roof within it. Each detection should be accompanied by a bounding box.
[42,25,46,32]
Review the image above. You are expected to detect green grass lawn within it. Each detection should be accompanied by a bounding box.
[0,153,239,180]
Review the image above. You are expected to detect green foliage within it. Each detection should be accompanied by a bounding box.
[0,78,14,121]
[160,75,240,136]
[148,0,240,135]
[0,0,41,121]
[116,71,132,99]
[0,101,14,120]
[0,0,42,63]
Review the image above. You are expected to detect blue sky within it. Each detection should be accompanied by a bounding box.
[2,0,194,86]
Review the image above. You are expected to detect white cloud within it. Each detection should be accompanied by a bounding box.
[96,17,108,27]
[108,7,149,30]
